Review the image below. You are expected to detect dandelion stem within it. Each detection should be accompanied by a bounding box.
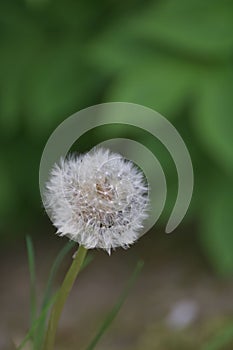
[42,244,87,350]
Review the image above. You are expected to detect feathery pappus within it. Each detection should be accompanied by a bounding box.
[44,148,149,254]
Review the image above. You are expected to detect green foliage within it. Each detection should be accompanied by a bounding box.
[193,67,233,173]
[105,57,195,116]
[131,0,233,58]
[199,177,233,276]
[0,0,233,274]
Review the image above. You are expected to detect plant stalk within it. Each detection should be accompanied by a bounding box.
[42,245,87,350]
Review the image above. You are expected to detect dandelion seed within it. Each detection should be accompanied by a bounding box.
[44,147,149,253]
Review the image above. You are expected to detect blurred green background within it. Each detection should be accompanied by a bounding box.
[1,0,233,274]
[1,0,233,349]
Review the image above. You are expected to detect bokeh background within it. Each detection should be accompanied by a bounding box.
[1,0,233,349]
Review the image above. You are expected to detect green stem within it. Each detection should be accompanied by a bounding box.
[42,245,88,350]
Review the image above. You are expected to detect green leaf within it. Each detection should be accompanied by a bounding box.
[193,67,233,173]
[85,260,144,350]
[199,176,233,275]
[105,57,195,116]
[26,236,37,339]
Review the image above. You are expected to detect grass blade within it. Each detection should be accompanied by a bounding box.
[34,241,76,349]
[42,241,93,310]
[42,241,76,309]
[85,260,144,350]
[42,245,88,350]
[16,293,58,350]
[35,242,94,349]
[26,236,37,334]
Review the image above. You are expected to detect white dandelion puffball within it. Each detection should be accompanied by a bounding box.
[44,147,149,253]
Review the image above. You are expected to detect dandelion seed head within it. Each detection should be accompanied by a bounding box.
[44,148,149,253]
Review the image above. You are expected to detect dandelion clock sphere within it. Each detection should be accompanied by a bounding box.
[44,148,149,253]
